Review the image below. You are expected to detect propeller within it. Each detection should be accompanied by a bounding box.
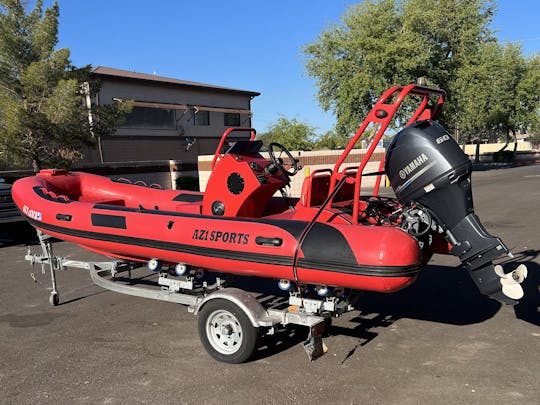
[494,264,528,300]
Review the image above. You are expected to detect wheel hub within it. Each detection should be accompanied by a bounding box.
[221,323,233,336]
[206,310,243,355]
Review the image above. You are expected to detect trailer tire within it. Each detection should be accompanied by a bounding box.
[198,299,258,364]
[49,291,59,306]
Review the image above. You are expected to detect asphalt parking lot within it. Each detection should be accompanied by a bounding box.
[0,164,539,405]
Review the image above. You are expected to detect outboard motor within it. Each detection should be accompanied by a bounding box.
[385,120,527,304]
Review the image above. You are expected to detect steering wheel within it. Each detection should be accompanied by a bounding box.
[268,142,300,176]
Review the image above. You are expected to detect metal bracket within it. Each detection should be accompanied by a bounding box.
[25,231,132,305]
[158,272,194,292]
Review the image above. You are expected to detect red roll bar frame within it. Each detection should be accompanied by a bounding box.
[211,127,257,170]
[328,84,446,224]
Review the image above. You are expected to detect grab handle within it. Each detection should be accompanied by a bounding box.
[255,236,283,247]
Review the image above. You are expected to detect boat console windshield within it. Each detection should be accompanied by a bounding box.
[224,140,263,157]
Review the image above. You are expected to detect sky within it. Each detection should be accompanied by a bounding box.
[48,0,540,135]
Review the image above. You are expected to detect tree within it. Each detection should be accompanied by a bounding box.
[303,0,496,135]
[515,54,540,149]
[455,43,540,150]
[257,116,316,151]
[528,121,540,149]
[314,129,350,149]
[0,0,130,172]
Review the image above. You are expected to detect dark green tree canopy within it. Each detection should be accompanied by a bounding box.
[313,129,350,150]
[303,0,522,136]
[0,0,130,171]
[454,42,540,145]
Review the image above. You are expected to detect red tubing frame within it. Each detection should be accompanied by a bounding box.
[211,127,257,170]
[328,84,446,224]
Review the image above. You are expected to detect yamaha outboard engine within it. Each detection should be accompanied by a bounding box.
[385,120,526,304]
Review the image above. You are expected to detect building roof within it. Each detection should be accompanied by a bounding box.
[91,66,260,97]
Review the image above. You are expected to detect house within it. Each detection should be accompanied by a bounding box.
[83,66,260,165]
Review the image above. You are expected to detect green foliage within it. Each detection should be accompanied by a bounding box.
[0,1,130,171]
[257,116,316,151]
[455,42,539,146]
[529,133,540,149]
[528,118,540,149]
[303,0,498,135]
[314,129,350,149]
[516,54,540,147]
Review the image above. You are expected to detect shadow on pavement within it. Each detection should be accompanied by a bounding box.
[243,263,507,362]
[326,250,540,364]
[511,249,540,326]
[352,264,501,326]
[253,324,307,361]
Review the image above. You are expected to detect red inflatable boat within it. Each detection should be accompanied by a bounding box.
[12,84,526,303]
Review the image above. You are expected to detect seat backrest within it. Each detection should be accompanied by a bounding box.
[300,170,332,207]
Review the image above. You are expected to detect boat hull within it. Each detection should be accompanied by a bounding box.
[13,171,422,293]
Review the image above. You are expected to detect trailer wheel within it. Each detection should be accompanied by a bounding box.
[198,299,258,364]
[49,291,59,306]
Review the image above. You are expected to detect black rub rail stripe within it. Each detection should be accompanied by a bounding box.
[296,258,420,277]
[24,216,421,277]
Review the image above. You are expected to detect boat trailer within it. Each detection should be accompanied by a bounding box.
[25,231,357,363]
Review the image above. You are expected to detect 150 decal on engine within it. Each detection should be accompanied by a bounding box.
[192,229,249,245]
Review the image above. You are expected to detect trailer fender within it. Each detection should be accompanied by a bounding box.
[193,288,273,327]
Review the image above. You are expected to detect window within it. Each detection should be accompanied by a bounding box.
[194,111,210,126]
[224,112,241,127]
[122,106,175,130]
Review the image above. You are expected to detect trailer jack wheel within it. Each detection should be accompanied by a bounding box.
[49,291,59,306]
[198,299,258,364]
